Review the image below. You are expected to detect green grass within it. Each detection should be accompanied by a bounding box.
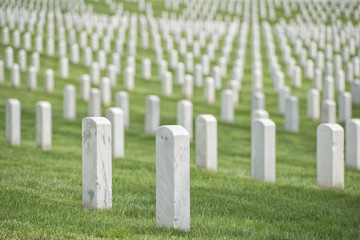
[1,1,360,239]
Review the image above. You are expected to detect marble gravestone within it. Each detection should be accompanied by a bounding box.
[106,108,124,158]
[36,101,52,150]
[156,125,190,231]
[82,117,112,209]
[346,119,360,169]
[317,124,344,188]
[6,99,21,146]
[196,114,217,171]
[251,118,276,182]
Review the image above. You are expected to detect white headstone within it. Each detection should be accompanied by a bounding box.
[88,88,101,117]
[142,58,151,80]
[124,67,135,91]
[116,91,129,129]
[307,89,320,120]
[106,108,124,158]
[182,75,193,99]
[346,119,360,169]
[292,66,302,88]
[64,84,76,120]
[11,64,20,88]
[204,77,215,104]
[82,117,112,209]
[285,96,299,133]
[145,95,160,135]
[18,50,27,72]
[321,100,336,123]
[91,62,100,85]
[252,93,265,111]
[338,92,352,124]
[278,86,291,115]
[6,99,21,146]
[162,71,173,96]
[0,60,4,85]
[101,77,111,106]
[313,68,323,90]
[323,76,334,100]
[212,66,222,90]
[156,125,190,231]
[84,47,93,67]
[317,124,344,188]
[351,80,360,106]
[251,118,276,182]
[221,90,234,123]
[60,57,69,79]
[80,74,91,101]
[177,100,193,139]
[36,101,52,150]
[5,47,13,69]
[27,66,37,90]
[176,62,185,85]
[196,114,217,171]
[252,110,269,121]
[71,44,79,64]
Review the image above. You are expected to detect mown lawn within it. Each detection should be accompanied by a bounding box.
[1,0,360,239]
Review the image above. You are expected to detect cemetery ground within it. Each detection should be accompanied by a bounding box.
[1,0,360,239]
[1,40,360,239]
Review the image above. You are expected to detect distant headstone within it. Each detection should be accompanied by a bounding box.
[285,96,299,133]
[64,85,76,120]
[346,119,360,169]
[321,100,336,123]
[88,88,101,117]
[221,90,234,123]
[106,108,124,158]
[204,77,215,104]
[338,92,352,124]
[196,115,217,171]
[177,100,193,139]
[307,89,320,120]
[101,77,111,106]
[115,91,129,129]
[145,95,160,135]
[6,99,21,146]
[36,101,52,150]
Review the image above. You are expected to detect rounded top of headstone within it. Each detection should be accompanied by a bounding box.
[156,125,189,139]
[147,95,160,101]
[106,107,124,115]
[317,123,344,133]
[36,101,51,108]
[82,117,111,126]
[252,118,275,127]
[196,114,217,123]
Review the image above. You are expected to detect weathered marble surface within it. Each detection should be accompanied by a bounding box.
[156,125,190,230]
[82,117,112,209]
